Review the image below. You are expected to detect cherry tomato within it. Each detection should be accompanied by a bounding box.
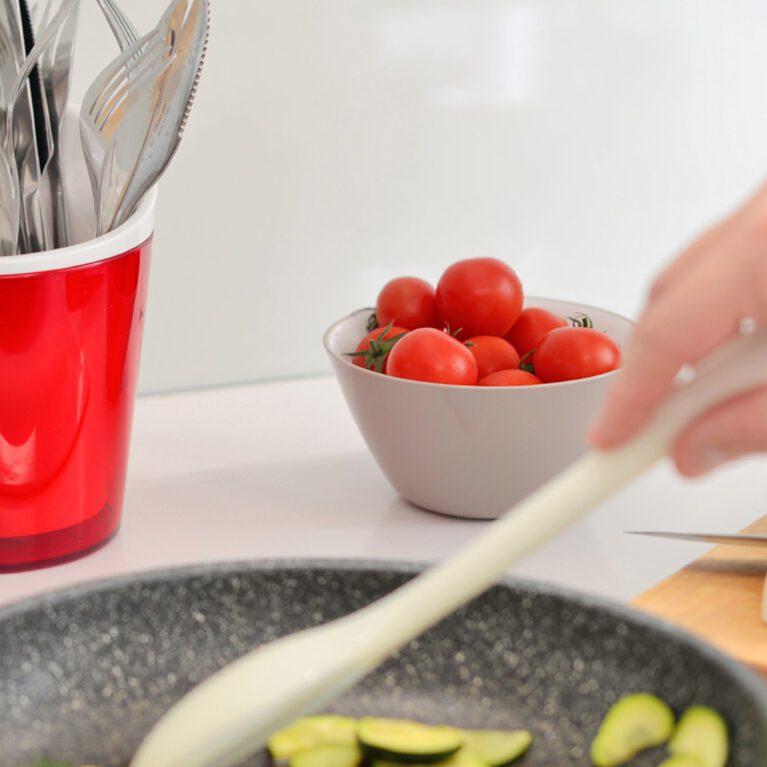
[376,276,439,330]
[479,369,541,386]
[348,325,408,373]
[435,257,524,338]
[387,328,478,385]
[466,336,521,381]
[535,327,621,383]
[505,307,567,360]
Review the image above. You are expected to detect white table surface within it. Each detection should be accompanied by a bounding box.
[2,375,766,609]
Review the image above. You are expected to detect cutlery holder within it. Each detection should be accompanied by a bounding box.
[0,109,156,570]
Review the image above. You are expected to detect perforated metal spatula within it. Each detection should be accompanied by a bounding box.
[131,328,767,767]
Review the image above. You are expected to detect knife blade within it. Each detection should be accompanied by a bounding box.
[17,0,50,170]
[628,530,767,548]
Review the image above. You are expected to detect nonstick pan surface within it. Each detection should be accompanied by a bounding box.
[1,560,766,765]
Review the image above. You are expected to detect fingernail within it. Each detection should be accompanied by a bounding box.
[685,447,728,476]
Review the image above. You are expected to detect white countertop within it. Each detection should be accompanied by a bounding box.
[2,375,766,609]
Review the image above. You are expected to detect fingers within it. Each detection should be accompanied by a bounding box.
[590,196,767,450]
[672,386,767,476]
[651,181,767,303]
[591,250,751,447]
[648,222,725,303]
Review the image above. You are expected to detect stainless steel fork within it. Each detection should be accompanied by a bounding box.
[80,29,171,233]
[82,0,207,236]
[108,0,208,230]
[96,0,138,50]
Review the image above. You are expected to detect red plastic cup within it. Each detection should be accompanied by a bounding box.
[0,189,156,571]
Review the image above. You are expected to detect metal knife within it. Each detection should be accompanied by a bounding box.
[17,0,50,171]
[628,530,767,548]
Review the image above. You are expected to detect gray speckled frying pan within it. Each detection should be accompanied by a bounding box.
[0,560,766,766]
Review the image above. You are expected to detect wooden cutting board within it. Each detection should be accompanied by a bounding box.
[633,515,767,679]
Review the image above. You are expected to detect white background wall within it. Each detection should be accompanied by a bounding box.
[70,0,767,394]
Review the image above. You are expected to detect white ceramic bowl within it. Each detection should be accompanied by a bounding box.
[324,298,634,519]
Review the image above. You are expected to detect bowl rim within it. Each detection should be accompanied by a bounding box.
[1,558,766,715]
[323,298,636,391]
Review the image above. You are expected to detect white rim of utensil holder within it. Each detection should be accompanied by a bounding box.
[0,186,157,276]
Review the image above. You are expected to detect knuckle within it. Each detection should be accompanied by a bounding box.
[633,314,685,364]
[737,393,767,449]
[697,389,767,454]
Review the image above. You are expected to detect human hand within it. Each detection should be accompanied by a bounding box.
[589,183,767,476]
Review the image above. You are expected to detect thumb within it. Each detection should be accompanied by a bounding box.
[672,386,767,476]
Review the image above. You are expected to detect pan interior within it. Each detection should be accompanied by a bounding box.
[0,564,765,766]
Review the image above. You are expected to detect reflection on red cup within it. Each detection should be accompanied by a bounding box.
[0,190,156,571]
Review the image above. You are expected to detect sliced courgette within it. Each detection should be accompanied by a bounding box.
[268,716,358,760]
[460,729,533,766]
[291,743,362,767]
[657,757,705,767]
[374,752,486,767]
[590,693,675,766]
[31,761,90,767]
[668,706,729,767]
[358,718,463,763]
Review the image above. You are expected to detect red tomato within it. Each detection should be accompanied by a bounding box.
[505,307,567,360]
[479,369,541,386]
[435,257,524,338]
[387,328,478,385]
[348,325,408,373]
[376,277,439,330]
[466,336,521,381]
[535,328,621,383]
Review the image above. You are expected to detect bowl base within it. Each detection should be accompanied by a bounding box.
[401,494,500,521]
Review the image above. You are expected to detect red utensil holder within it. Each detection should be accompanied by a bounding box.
[0,190,156,571]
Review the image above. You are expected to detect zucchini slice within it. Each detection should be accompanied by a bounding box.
[358,718,463,763]
[657,758,705,767]
[31,762,94,767]
[268,716,358,760]
[460,729,533,766]
[31,762,75,767]
[374,752,486,767]
[590,693,675,766]
[668,706,729,767]
[291,744,362,767]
